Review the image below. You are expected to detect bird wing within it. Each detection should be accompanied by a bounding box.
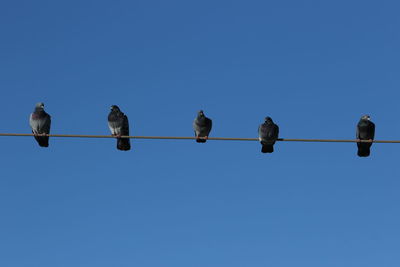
[121,114,130,136]
[370,122,375,140]
[41,113,51,134]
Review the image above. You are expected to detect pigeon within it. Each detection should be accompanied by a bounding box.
[356,115,375,157]
[29,102,51,147]
[193,110,212,143]
[108,105,131,151]
[258,117,279,153]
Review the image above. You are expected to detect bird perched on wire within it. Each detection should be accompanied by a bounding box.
[258,117,279,153]
[29,102,51,147]
[193,110,212,143]
[108,105,131,151]
[356,115,375,157]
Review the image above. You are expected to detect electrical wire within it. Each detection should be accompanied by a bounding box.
[0,133,396,143]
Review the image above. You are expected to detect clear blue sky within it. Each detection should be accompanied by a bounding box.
[1,1,399,266]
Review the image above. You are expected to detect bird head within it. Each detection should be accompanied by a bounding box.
[110,105,120,112]
[361,115,371,121]
[35,102,45,111]
[265,116,273,123]
[198,110,205,117]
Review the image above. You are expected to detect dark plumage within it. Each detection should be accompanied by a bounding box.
[108,105,131,151]
[29,102,51,147]
[258,117,279,153]
[356,115,375,157]
[193,110,212,143]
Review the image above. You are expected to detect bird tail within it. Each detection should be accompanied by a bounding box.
[34,136,49,147]
[357,145,370,157]
[196,137,207,143]
[117,138,131,151]
[261,144,274,153]
[357,142,371,157]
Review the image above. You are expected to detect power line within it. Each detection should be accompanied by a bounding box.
[0,133,397,143]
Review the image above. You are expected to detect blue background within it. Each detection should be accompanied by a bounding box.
[1,1,399,266]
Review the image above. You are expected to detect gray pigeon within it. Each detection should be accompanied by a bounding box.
[193,110,212,143]
[29,102,51,147]
[108,105,131,151]
[258,117,279,153]
[356,115,375,157]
